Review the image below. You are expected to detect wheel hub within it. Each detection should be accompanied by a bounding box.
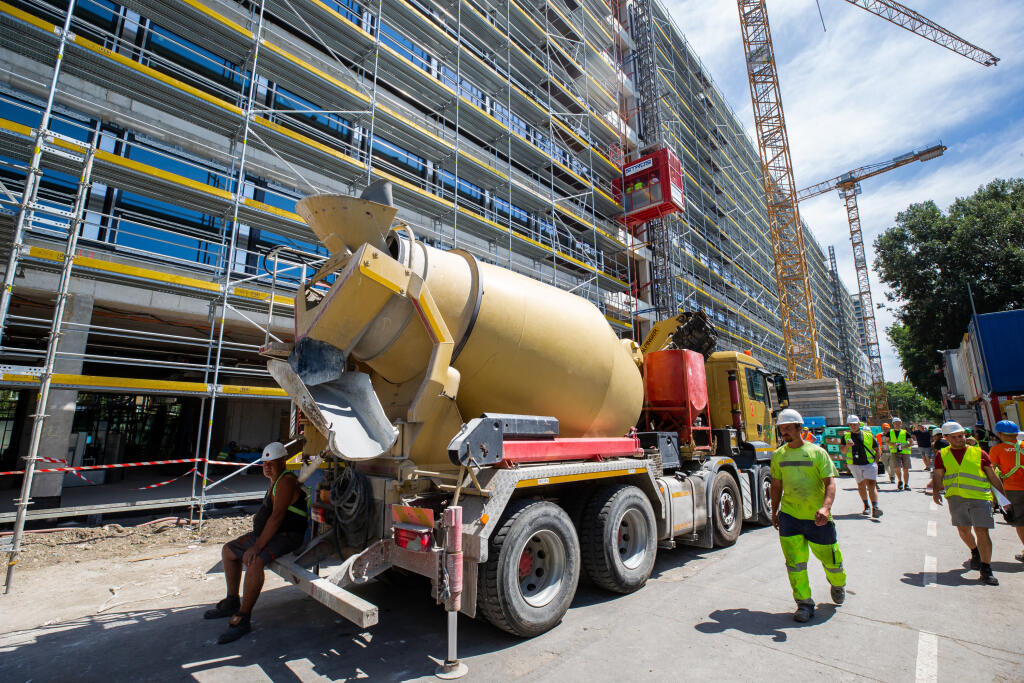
[617,508,648,570]
[720,490,736,526]
[517,529,566,608]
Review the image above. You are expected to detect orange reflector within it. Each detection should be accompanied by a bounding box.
[743,350,752,356]
[480,513,489,524]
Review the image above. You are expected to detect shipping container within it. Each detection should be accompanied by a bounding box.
[968,309,1024,395]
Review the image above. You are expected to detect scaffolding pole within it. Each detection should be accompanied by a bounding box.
[198,0,268,530]
[0,0,79,337]
[4,145,96,593]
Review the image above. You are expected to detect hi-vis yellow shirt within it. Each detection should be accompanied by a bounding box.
[771,442,837,521]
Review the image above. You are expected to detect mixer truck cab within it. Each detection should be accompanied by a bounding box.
[261,184,787,664]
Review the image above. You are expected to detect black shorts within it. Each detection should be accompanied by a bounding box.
[778,511,838,545]
[225,531,304,564]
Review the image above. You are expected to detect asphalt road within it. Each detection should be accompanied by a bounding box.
[2,460,1022,682]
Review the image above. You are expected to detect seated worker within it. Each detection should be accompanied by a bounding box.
[204,441,307,644]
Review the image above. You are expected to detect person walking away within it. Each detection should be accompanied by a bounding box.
[771,409,846,622]
[880,422,895,485]
[204,442,308,643]
[989,420,1024,562]
[913,423,933,471]
[839,415,883,518]
[889,418,912,490]
[925,428,947,493]
[932,421,1008,585]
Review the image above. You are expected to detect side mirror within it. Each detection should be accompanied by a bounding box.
[774,375,790,408]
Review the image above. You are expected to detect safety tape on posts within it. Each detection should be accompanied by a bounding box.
[37,456,98,485]
[0,458,253,476]
[134,467,198,491]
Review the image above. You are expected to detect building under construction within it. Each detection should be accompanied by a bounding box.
[0,0,869,508]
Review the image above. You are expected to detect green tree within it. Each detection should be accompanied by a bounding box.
[874,178,1024,398]
[885,381,941,423]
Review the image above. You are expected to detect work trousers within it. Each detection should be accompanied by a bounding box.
[778,513,846,604]
[882,450,896,481]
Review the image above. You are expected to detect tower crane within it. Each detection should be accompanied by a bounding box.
[798,143,946,421]
[735,1,996,381]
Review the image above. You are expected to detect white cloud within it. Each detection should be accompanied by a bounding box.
[663,0,1024,381]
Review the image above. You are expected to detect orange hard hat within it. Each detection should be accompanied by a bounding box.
[882,423,890,429]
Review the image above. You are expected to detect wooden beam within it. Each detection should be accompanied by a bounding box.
[269,557,379,628]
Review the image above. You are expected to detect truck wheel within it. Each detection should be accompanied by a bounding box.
[757,468,773,526]
[580,484,657,594]
[711,471,742,546]
[477,499,580,638]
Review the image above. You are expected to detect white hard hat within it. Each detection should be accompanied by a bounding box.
[847,415,860,424]
[1018,432,1024,442]
[777,408,803,426]
[260,441,288,462]
[931,428,942,436]
[892,417,902,423]
[941,421,964,436]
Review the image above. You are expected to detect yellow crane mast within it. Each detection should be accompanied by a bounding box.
[798,143,946,421]
[736,0,822,381]
[736,0,998,382]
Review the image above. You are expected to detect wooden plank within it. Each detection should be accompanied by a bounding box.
[269,557,379,628]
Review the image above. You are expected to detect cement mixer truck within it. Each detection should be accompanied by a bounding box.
[262,183,789,665]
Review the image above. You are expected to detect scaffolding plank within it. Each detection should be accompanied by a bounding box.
[0,371,288,399]
[0,491,264,524]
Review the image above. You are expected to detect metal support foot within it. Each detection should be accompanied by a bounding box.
[434,610,468,679]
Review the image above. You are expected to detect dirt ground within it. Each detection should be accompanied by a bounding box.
[6,514,253,570]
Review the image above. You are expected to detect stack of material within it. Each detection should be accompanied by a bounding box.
[786,378,844,426]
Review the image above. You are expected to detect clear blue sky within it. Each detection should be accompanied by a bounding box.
[663,0,1024,380]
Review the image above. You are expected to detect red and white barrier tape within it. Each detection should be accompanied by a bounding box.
[134,467,197,490]
[38,455,98,485]
[0,457,253,476]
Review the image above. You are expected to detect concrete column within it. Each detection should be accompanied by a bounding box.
[28,294,93,505]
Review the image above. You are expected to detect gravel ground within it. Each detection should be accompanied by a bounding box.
[6,514,255,570]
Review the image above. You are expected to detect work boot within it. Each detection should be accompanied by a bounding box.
[979,564,999,586]
[872,506,884,519]
[793,602,815,622]
[969,548,981,571]
[218,613,252,644]
[831,585,846,605]
[204,595,240,619]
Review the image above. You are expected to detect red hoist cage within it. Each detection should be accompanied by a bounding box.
[612,147,685,230]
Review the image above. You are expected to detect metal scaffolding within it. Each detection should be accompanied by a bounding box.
[0,0,872,593]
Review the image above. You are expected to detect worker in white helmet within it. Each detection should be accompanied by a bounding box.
[771,408,846,623]
[839,415,882,518]
[204,441,308,643]
[932,422,1007,585]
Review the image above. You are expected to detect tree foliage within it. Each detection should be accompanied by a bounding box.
[885,381,941,424]
[873,178,1024,397]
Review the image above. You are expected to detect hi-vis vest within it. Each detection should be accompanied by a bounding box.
[998,443,1024,480]
[842,430,876,465]
[940,446,992,501]
[889,429,911,454]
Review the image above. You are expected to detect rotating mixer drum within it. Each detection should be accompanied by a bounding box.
[277,183,644,465]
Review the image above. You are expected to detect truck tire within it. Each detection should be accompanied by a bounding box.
[756,467,773,526]
[477,499,580,638]
[711,471,742,546]
[580,484,657,594]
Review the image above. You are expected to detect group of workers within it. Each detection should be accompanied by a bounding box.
[198,409,1024,637]
[771,409,1024,621]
